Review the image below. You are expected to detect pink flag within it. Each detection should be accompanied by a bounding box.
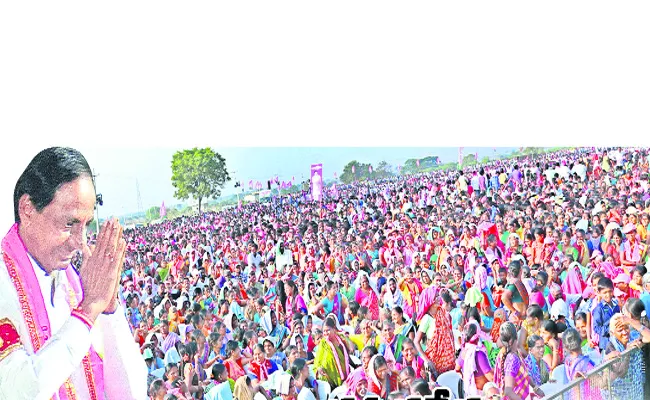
[352,165,356,174]
[160,201,167,217]
[398,165,401,171]
[369,166,373,174]
[334,172,338,179]
[475,152,479,160]
[248,180,253,189]
[416,159,420,167]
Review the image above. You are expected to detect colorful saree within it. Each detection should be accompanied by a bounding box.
[398,279,422,319]
[494,351,530,400]
[423,307,456,376]
[355,288,380,321]
[313,333,350,387]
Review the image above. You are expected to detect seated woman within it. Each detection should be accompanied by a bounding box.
[313,315,353,388]
[540,320,564,371]
[248,344,280,385]
[345,372,368,400]
[391,306,415,341]
[289,358,317,400]
[523,335,550,389]
[223,340,248,382]
[233,375,272,400]
[601,313,650,400]
[455,321,493,397]
[518,304,544,354]
[276,375,298,400]
[367,355,399,400]
[349,319,380,352]
[204,364,234,400]
[263,337,288,371]
[395,338,425,379]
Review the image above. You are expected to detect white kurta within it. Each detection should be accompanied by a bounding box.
[0,254,148,400]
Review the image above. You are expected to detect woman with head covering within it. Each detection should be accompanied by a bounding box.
[561,262,587,297]
[276,375,298,400]
[313,315,352,387]
[233,376,271,400]
[263,336,287,371]
[413,285,456,378]
[345,372,368,400]
[366,355,399,400]
[354,271,381,320]
[455,321,493,397]
[260,310,289,350]
[420,268,434,288]
[397,267,423,319]
[470,265,496,329]
[382,277,404,311]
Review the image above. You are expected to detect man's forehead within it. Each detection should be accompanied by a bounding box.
[45,178,96,220]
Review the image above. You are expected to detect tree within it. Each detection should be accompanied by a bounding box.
[461,153,477,168]
[145,206,161,222]
[339,160,374,184]
[171,147,231,214]
[375,161,394,179]
[480,156,490,164]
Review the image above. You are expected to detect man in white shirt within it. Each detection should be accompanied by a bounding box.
[275,241,293,274]
[246,242,262,269]
[0,147,147,399]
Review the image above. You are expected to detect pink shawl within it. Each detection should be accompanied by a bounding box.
[416,285,440,322]
[2,223,104,400]
[561,263,585,296]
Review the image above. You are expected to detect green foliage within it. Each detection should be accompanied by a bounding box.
[145,206,161,222]
[340,160,373,184]
[461,153,477,168]
[401,155,440,175]
[374,161,395,179]
[171,147,231,214]
[480,156,490,164]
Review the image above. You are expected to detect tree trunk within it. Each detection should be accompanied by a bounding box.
[198,197,202,214]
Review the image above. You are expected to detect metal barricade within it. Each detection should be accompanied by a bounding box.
[541,344,649,400]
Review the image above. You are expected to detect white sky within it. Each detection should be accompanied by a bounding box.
[1,1,649,230]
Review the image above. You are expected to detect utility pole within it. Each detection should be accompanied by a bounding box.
[136,179,143,215]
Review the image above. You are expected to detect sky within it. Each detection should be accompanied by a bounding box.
[30,146,518,220]
[1,2,647,230]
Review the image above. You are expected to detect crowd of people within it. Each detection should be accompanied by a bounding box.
[119,147,650,400]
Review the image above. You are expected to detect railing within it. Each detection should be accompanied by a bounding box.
[541,343,649,400]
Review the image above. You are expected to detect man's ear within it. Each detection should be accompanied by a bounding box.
[18,194,36,223]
